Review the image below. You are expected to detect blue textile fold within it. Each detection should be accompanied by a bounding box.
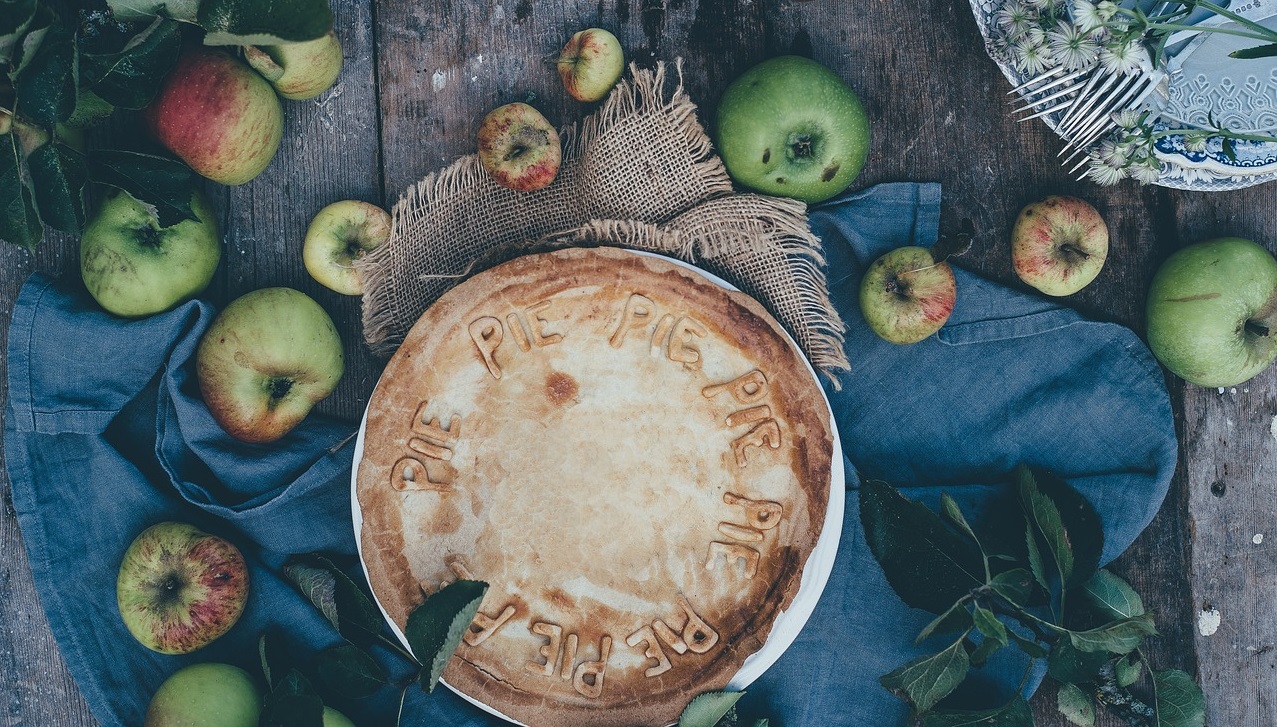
[4,182,1177,727]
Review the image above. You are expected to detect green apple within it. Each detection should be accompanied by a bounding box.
[245,31,344,101]
[144,663,261,726]
[80,190,221,318]
[558,28,624,102]
[143,48,283,186]
[859,246,956,344]
[197,287,345,443]
[714,55,870,204]
[1147,237,1277,387]
[323,707,356,726]
[118,522,249,655]
[1011,195,1109,297]
[303,200,392,295]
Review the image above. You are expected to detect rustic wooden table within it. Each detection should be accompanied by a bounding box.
[2,0,1273,725]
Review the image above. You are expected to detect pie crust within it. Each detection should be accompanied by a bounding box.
[355,247,834,726]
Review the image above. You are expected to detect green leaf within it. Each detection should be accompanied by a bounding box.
[26,141,85,233]
[0,133,41,250]
[919,696,1034,726]
[990,569,1034,607]
[1080,569,1145,620]
[1024,523,1048,590]
[14,16,76,126]
[5,3,50,80]
[880,637,970,713]
[969,635,1002,666]
[860,481,986,614]
[1019,467,1074,588]
[1057,682,1095,726]
[86,149,196,227]
[317,643,389,699]
[197,0,333,46]
[1006,629,1048,659]
[1116,654,1143,688]
[0,0,37,65]
[940,492,980,544]
[81,17,181,109]
[1068,613,1158,655]
[916,598,973,645]
[105,0,199,22]
[260,669,324,727]
[972,606,1008,647]
[1047,640,1109,682]
[1023,467,1103,589]
[258,633,275,687]
[749,719,769,727]
[1230,42,1277,59]
[1152,669,1205,727]
[65,90,114,128]
[678,691,745,727]
[1222,137,1238,162]
[405,579,489,692]
[282,555,386,643]
[257,630,298,690]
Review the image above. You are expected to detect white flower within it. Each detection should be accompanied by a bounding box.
[1024,0,1054,9]
[997,1,1036,35]
[1022,25,1048,46]
[1014,38,1053,76]
[1097,138,1129,166]
[1073,0,1106,32]
[1086,153,1128,185]
[1184,133,1209,153]
[1128,157,1162,183]
[1099,38,1146,74]
[1097,0,1120,20]
[1048,22,1101,70]
[1112,108,1142,130]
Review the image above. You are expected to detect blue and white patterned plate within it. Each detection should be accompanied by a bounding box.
[969,0,1277,190]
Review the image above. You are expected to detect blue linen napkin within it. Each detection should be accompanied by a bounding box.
[4,182,1177,726]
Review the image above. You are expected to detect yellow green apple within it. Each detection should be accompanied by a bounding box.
[245,31,343,101]
[144,663,261,726]
[303,200,392,295]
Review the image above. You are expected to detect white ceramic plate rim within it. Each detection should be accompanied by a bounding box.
[349,249,846,726]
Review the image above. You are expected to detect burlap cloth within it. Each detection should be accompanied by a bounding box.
[357,61,849,383]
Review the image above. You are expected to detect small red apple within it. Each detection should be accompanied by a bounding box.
[1011,195,1109,297]
[476,102,561,192]
[117,522,249,655]
[142,48,284,186]
[859,246,957,344]
[558,28,625,102]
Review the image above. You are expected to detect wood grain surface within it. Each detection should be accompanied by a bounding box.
[2,0,1273,725]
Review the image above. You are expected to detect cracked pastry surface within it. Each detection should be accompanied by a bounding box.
[356,247,833,727]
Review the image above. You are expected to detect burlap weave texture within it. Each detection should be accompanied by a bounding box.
[358,62,849,381]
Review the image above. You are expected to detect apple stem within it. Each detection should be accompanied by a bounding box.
[137,226,164,249]
[1059,243,1090,262]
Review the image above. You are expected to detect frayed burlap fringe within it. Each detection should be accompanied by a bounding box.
[358,60,849,383]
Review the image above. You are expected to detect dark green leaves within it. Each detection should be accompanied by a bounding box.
[317,644,389,699]
[405,579,488,692]
[1047,640,1109,683]
[197,0,333,46]
[27,142,85,233]
[260,669,325,727]
[915,598,974,645]
[990,569,1034,607]
[1230,42,1277,59]
[0,134,41,250]
[880,637,970,713]
[1081,570,1145,621]
[678,691,745,727]
[919,696,1033,726]
[80,17,181,109]
[283,555,385,644]
[1018,466,1102,591]
[14,15,76,126]
[860,480,985,613]
[87,150,197,227]
[1152,669,1206,727]
[1056,682,1095,727]
[1068,614,1158,655]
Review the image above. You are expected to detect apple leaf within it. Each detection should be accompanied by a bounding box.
[1069,613,1158,655]
[14,15,76,126]
[86,149,197,227]
[1019,466,1075,590]
[1057,682,1096,726]
[1152,669,1205,727]
[65,90,115,129]
[972,605,1008,648]
[1047,640,1109,683]
[1007,629,1048,659]
[1116,654,1143,688]
[1080,569,1145,621]
[678,691,745,727]
[990,568,1035,607]
[919,696,1033,726]
[0,134,42,251]
[880,636,970,713]
[1230,42,1277,59]
[283,554,386,644]
[80,16,181,110]
[260,669,324,727]
[405,579,488,692]
[197,0,333,46]
[859,480,986,614]
[27,141,86,233]
[0,0,38,66]
[915,598,973,645]
[317,644,388,699]
[105,0,199,23]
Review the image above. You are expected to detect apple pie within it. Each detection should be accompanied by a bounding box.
[355,247,834,726]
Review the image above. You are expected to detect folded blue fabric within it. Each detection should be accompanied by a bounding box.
[4,182,1176,727]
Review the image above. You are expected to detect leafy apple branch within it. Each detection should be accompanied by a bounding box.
[860,466,1205,727]
[0,0,332,251]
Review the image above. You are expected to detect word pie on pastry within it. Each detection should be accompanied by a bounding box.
[355,247,834,726]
